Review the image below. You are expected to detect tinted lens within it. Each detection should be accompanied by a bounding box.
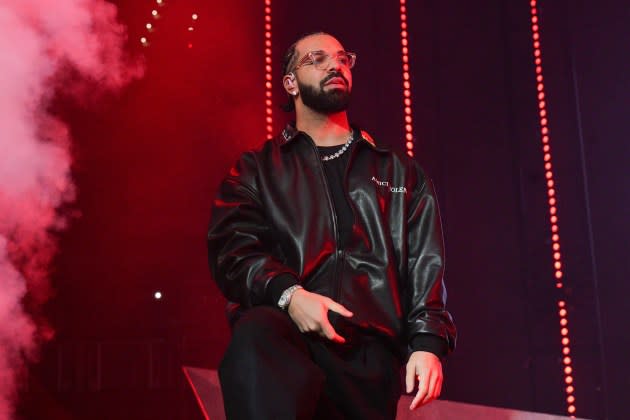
[311,52,327,69]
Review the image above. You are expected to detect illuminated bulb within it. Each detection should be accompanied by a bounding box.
[192,13,198,20]
[154,291,162,299]
[188,26,194,31]
[140,37,147,44]
[156,0,163,4]
[152,10,158,16]
[146,23,153,30]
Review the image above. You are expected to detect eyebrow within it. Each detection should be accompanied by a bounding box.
[311,49,346,54]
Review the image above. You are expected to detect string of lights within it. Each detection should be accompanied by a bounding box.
[528,1,576,417]
[140,0,164,47]
[398,0,414,158]
[139,0,198,49]
[263,0,274,140]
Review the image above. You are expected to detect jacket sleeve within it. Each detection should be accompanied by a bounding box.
[405,165,457,356]
[207,152,299,308]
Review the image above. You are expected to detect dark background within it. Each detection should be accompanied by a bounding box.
[19,0,629,419]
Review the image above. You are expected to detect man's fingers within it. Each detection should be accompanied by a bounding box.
[433,375,443,399]
[410,385,424,410]
[320,317,346,343]
[421,371,437,406]
[405,365,415,394]
[410,373,429,410]
[327,300,353,318]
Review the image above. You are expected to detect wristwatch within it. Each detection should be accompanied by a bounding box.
[277,285,303,311]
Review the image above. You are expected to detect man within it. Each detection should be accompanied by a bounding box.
[207,32,456,419]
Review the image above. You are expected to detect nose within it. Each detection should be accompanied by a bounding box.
[326,57,342,72]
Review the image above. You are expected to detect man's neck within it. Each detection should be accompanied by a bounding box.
[296,109,351,147]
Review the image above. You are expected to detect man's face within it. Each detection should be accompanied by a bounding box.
[292,34,353,114]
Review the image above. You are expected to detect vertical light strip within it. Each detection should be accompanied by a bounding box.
[529,1,576,417]
[399,0,414,157]
[263,0,274,139]
[140,0,165,47]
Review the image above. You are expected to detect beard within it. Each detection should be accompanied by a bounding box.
[297,73,351,114]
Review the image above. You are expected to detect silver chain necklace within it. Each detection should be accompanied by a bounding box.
[321,132,354,161]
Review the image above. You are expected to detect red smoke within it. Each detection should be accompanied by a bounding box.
[0,1,142,418]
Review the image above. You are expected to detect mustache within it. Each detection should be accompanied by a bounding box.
[320,72,348,87]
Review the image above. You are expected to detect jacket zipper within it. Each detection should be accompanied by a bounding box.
[305,137,341,299]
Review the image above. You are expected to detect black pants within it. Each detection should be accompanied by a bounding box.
[218,306,403,420]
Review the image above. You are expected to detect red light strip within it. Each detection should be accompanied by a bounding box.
[399,0,414,157]
[264,0,273,139]
[140,0,166,47]
[529,1,576,417]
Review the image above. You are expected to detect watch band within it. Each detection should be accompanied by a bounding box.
[277,285,303,311]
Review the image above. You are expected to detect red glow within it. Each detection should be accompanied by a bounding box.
[399,2,414,156]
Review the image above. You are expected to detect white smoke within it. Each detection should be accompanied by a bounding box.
[0,0,142,418]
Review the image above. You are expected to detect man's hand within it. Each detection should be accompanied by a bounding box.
[405,351,443,410]
[287,289,353,343]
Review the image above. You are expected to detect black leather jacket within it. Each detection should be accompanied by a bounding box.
[207,123,456,356]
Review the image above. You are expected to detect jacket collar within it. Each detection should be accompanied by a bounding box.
[277,122,390,152]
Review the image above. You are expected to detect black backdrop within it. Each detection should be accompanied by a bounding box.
[21,1,628,419]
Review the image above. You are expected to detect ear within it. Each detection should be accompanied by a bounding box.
[283,72,298,96]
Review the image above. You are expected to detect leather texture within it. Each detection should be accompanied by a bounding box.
[207,123,457,354]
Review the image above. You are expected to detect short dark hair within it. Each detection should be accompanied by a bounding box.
[280,31,328,112]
